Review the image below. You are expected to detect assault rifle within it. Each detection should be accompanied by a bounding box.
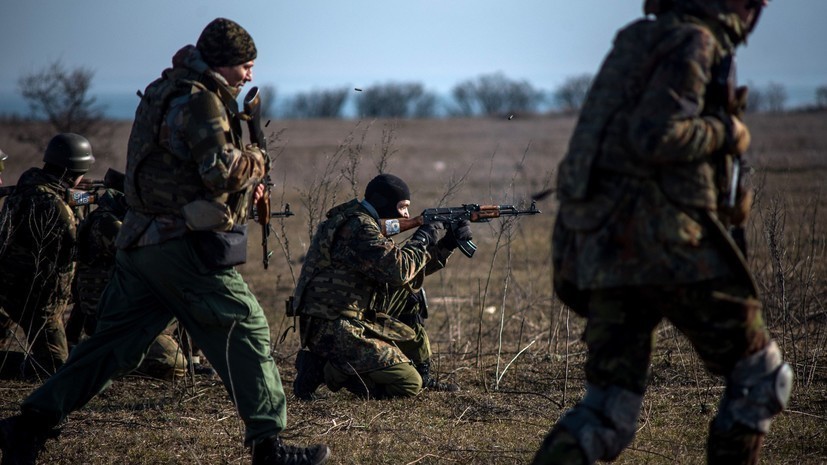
[242,86,276,269]
[379,201,541,258]
[711,56,749,257]
[67,168,126,207]
[1,168,124,207]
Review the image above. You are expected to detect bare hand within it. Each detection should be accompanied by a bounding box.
[730,116,751,156]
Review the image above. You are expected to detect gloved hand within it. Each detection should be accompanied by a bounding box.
[440,220,473,250]
[410,223,439,248]
[728,116,751,156]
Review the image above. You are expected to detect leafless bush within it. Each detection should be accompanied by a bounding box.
[16,59,116,163]
[354,82,437,118]
[451,72,544,117]
[553,74,593,114]
[764,82,788,113]
[815,85,827,109]
[285,87,348,119]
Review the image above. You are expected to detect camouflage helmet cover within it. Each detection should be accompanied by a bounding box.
[43,133,95,174]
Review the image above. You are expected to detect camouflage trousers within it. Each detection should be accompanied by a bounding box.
[534,278,771,465]
[304,286,432,398]
[305,316,427,398]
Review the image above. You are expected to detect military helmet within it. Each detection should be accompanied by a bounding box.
[43,133,95,174]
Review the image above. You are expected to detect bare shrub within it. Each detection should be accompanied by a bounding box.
[354,82,437,118]
[553,74,593,114]
[815,85,827,109]
[285,87,348,119]
[764,81,788,113]
[450,72,544,117]
[16,60,117,165]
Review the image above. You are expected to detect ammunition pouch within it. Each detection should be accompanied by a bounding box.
[188,224,248,269]
[182,199,233,231]
[353,311,417,343]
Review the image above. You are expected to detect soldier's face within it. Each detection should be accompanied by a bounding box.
[215,60,255,89]
[396,200,411,219]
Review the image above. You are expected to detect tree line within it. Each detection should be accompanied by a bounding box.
[12,60,827,129]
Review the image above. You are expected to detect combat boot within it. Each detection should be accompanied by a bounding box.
[251,436,330,465]
[0,413,59,465]
[416,361,460,392]
[293,350,326,400]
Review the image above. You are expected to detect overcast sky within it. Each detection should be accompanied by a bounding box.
[2,0,825,108]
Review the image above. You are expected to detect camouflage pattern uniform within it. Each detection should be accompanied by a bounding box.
[293,199,453,398]
[534,2,790,465]
[67,189,187,380]
[0,167,78,376]
[19,28,287,446]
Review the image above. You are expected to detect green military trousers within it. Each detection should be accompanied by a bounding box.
[22,236,287,445]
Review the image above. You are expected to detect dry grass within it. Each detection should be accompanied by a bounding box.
[1,111,826,464]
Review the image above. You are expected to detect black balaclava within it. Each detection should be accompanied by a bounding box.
[364,174,410,218]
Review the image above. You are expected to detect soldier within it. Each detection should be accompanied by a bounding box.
[0,133,93,378]
[291,173,469,400]
[66,186,188,381]
[0,18,329,465]
[532,1,790,465]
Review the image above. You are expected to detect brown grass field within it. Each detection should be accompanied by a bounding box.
[1,111,826,464]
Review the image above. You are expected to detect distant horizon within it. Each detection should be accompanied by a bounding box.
[1,80,822,121]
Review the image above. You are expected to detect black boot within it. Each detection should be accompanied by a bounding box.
[251,436,330,465]
[293,350,326,400]
[0,413,60,465]
[416,361,460,392]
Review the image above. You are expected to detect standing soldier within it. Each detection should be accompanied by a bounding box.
[0,18,329,465]
[291,174,468,400]
[533,1,791,465]
[0,133,93,378]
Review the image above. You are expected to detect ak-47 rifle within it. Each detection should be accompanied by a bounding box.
[1,168,124,207]
[243,86,277,269]
[711,56,750,257]
[379,201,541,258]
[67,168,126,207]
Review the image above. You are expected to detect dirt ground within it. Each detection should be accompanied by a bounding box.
[1,111,826,464]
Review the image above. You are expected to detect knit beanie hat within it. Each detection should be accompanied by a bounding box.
[196,18,257,68]
[364,174,411,218]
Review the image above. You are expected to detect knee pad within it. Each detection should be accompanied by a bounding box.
[714,341,793,434]
[557,383,644,463]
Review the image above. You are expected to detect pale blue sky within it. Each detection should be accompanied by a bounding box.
[1,1,825,109]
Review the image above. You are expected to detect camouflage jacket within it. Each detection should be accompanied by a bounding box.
[0,168,78,305]
[117,45,266,248]
[294,199,452,323]
[553,2,755,297]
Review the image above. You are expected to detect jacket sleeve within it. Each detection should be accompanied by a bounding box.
[334,217,431,287]
[181,89,265,194]
[627,25,729,165]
